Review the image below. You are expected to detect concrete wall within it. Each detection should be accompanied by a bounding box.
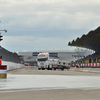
[2,61,24,70]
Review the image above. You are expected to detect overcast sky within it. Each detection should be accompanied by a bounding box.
[0,0,100,52]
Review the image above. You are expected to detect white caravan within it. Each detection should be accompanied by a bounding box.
[56,60,70,70]
[37,53,52,70]
[49,59,59,68]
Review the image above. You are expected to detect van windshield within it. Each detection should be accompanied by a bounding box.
[38,58,48,61]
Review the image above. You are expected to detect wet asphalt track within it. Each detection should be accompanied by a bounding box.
[0,66,100,100]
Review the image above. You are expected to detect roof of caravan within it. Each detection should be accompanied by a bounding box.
[68,26,100,52]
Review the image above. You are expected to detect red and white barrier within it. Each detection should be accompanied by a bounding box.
[97,63,100,67]
[94,63,96,67]
[85,64,87,67]
[73,63,100,68]
[91,63,93,67]
[78,64,79,66]
[88,63,90,67]
[0,65,7,78]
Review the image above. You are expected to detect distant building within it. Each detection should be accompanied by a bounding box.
[18,50,90,66]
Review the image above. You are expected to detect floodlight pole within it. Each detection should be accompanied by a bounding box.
[0,21,7,33]
[0,29,7,33]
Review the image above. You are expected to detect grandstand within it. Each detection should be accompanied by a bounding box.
[68,26,100,67]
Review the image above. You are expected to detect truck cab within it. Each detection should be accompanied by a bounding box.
[37,53,50,70]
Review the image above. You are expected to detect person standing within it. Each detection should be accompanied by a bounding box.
[0,56,2,65]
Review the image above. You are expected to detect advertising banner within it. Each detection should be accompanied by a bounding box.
[33,52,40,56]
[49,53,58,57]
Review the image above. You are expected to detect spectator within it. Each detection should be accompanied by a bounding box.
[0,56,2,65]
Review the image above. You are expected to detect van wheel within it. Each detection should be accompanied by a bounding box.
[47,68,49,70]
[61,68,64,71]
[38,68,41,70]
[48,65,50,70]
[54,68,56,70]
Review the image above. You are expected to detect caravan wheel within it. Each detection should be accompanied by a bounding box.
[42,68,45,70]
[61,68,64,71]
